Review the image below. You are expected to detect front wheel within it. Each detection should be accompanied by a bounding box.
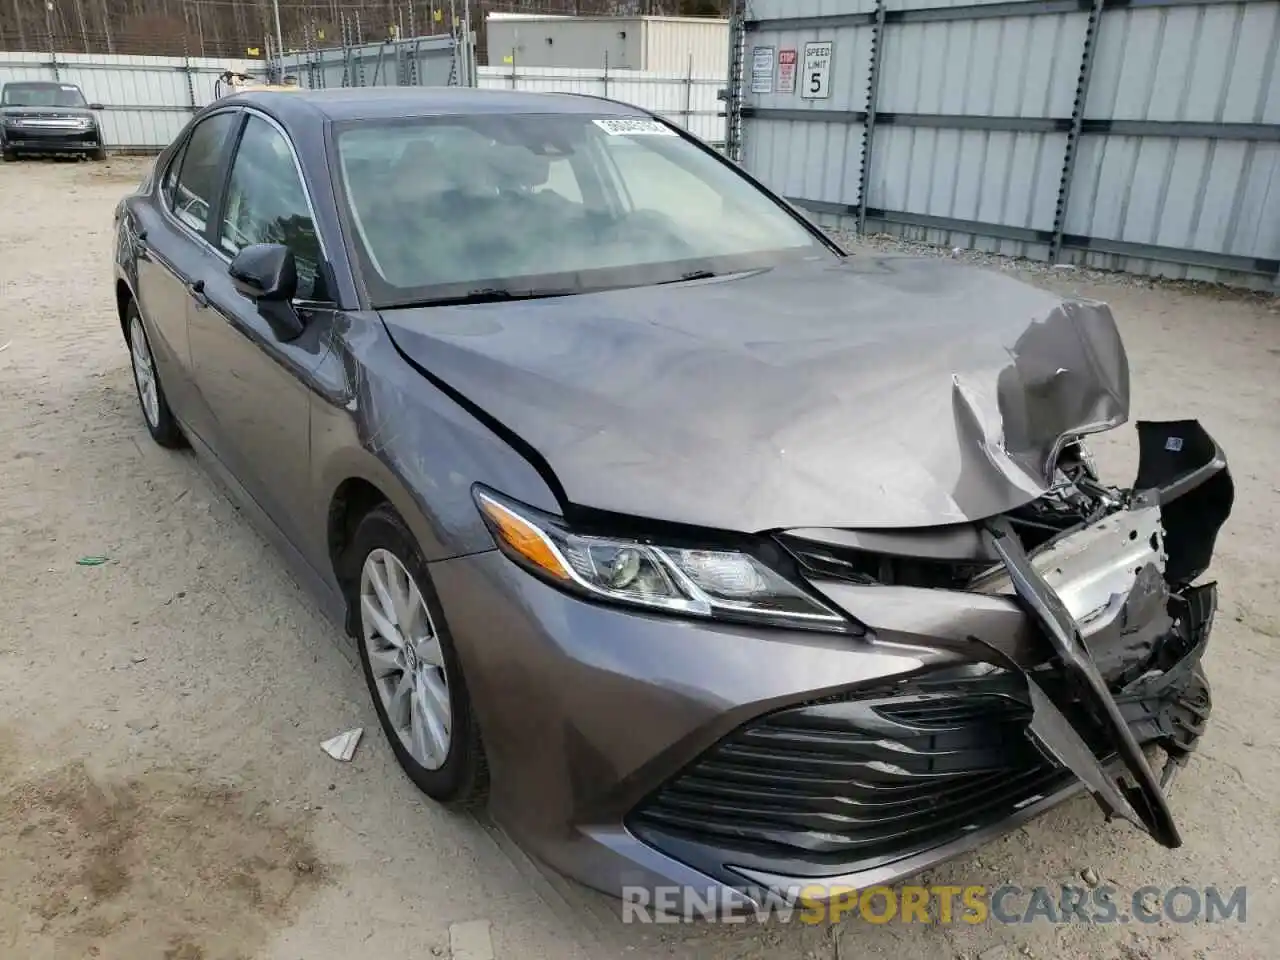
[91,147,107,162]
[349,504,489,806]
[126,301,184,448]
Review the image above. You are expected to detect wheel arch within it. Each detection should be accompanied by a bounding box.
[115,277,135,340]
[319,450,493,636]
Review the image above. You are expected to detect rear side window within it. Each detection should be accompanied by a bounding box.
[217,115,323,300]
[170,112,238,234]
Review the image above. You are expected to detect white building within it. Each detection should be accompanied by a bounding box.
[485,13,728,75]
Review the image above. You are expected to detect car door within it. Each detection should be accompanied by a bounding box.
[132,109,239,435]
[187,110,334,549]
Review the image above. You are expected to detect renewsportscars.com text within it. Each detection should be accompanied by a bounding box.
[621,884,1248,925]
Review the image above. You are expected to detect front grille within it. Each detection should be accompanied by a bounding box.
[630,681,1078,874]
[873,692,1029,728]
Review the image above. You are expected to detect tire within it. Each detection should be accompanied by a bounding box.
[347,503,489,806]
[1,149,15,162]
[125,300,185,448]
[91,147,107,162]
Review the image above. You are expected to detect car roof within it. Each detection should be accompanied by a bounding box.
[221,86,649,124]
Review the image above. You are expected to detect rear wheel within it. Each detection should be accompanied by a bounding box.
[126,301,184,448]
[348,504,489,806]
[91,146,107,162]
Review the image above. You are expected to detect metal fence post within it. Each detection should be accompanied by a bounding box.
[858,0,887,235]
[355,11,367,86]
[1051,0,1106,263]
[684,52,694,134]
[724,0,746,162]
[603,51,609,99]
[183,36,196,115]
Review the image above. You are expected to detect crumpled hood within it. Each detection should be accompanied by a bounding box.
[379,255,1129,532]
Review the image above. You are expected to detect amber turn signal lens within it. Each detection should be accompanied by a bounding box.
[476,494,571,581]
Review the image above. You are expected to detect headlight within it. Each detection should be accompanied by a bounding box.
[475,488,853,633]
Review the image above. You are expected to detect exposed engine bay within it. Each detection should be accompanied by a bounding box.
[774,420,1234,851]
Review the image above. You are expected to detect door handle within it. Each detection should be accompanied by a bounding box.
[187,278,209,309]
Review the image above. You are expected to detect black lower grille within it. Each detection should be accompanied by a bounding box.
[630,679,1077,875]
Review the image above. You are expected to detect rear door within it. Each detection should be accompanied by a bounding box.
[133,109,240,438]
[187,110,334,550]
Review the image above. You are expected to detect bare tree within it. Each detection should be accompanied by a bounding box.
[0,0,729,58]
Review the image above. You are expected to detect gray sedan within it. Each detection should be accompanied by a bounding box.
[112,87,1233,912]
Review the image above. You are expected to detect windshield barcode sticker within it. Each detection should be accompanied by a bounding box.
[593,118,676,137]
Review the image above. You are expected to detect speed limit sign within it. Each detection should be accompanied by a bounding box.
[801,41,833,100]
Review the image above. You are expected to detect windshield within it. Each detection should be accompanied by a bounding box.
[1,82,87,107]
[334,112,832,306]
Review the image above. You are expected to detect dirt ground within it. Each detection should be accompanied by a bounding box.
[0,156,1277,960]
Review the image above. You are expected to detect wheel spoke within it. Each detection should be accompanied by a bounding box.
[416,682,450,760]
[421,669,451,735]
[366,557,397,624]
[409,690,433,765]
[387,562,416,636]
[386,670,412,728]
[367,643,403,679]
[415,637,444,669]
[360,594,401,648]
[400,579,427,643]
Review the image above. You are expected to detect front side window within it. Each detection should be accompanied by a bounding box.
[170,111,239,234]
[335,113,830,306]
[217,115,323,299]
[1,82,86,107]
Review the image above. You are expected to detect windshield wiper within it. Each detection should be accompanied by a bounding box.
[657,269,719,284]
[397,287,580,308]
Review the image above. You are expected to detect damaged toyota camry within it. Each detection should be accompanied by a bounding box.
[113,88,1233,908]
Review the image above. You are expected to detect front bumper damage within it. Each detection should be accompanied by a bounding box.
[627,420,1232,898]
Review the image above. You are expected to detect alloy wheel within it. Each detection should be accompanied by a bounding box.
[359,548,453,770]
[129,315,160,428]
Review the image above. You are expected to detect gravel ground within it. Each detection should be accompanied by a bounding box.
[1,156,1278,960]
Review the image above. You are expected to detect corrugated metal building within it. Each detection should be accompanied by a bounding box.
[729,0,1280,288]
[486,14,728,75]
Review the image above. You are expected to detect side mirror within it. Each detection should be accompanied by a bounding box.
[229,243,304,340]
[229,243,297,302]
[89,102,105,111]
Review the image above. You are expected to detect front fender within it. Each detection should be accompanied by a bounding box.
[309,314,562,575]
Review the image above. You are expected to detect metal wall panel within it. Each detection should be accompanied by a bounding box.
[487,18,645,70]
[749,0,878,19]
[476,65,726,144]
[1087,3,1280,124]
[878,14,1086,117]
[865,12,1084,245]
[869,127,1066,230]
[1060,2,1280,277]
[744,117,868,205]
[485,16,728,75]
[642,18,731,76]
[277,35,458,89]
[735,0,1280,286]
